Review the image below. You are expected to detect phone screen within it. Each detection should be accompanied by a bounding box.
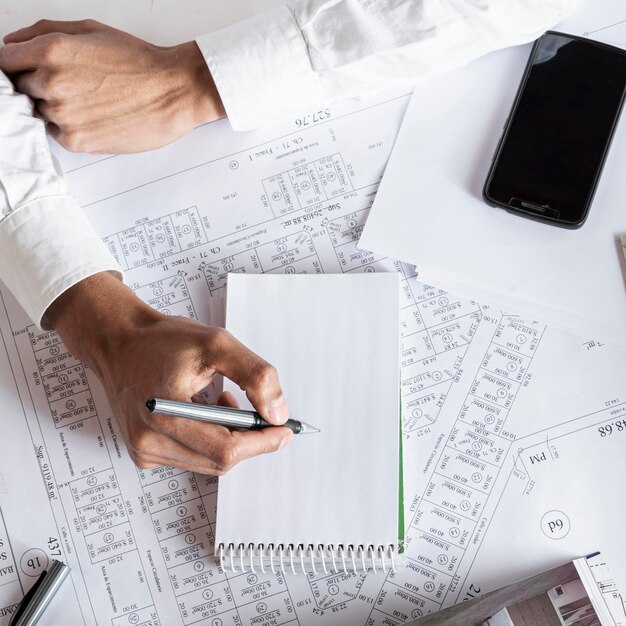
[485,33,626,227]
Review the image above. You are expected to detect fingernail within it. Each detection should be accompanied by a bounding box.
[268,396,289,424]
[279,432,293,449]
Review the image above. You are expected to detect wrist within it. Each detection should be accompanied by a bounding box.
[46,272,159,376]
[166,41,225,127]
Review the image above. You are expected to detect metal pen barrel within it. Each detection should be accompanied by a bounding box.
[12,560,70,626]
[146,398,320,434]
[149,398,260,428]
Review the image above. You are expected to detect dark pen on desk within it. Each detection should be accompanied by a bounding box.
[146,398,321,435]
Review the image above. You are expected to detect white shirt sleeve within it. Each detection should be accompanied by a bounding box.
[196,0,584,131]
[0,71,122,329]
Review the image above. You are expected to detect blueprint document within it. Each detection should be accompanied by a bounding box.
[1,64,626,626]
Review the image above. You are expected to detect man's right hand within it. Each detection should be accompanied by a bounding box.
[46,272,292,474]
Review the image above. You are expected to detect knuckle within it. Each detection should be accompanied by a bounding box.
[132,455,153,470]
[80,18,100,29]
[46,76,69,99]
[49,102,68,122]
[210,327,232,350]
[38,73,56,97]
[61,130,86,152]
[126,444,149,468]
[250,361,278,389]
[40,34,67,62]
[127,429,151,457]
[200,328,234,367]
[265,437,283,454]
[213,444,241,473]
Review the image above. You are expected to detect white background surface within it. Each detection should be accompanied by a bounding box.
[2,2,626,624]
[0,0,282,45]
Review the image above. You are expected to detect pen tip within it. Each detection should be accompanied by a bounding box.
[299,422,321,434]
[146,398,156,412]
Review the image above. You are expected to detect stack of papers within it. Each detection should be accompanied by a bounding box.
[361,1,626,345]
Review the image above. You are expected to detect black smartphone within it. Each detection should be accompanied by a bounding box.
[483,31,626,228]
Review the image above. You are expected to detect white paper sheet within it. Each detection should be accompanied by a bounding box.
[217,273,400,553]
[2,98,626,622]
[360,0,626,346]
[370,314,626,623]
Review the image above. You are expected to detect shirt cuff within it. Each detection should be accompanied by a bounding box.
[0,194,123,329]
[196,6,324,131]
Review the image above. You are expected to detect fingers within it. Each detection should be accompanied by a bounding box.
[3,19,101,44]
[217,390,239,408]
[36,100,71,129]
[208,330,289,425]
[45,122,78,153]
[0,41,41,74]
[0,34,69,74]
[228,427,293,462]
[127,426,239,475]
[131,408,293,474]
[45,119,97,153]
[0,20,105,74]
[14,70,51,101]
[149,408,293,471]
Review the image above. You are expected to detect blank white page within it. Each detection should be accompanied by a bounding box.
[216,273,400,550]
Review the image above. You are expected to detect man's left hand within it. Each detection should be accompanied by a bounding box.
[0,20,224,153]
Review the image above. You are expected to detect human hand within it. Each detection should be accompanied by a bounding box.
[46,272,292,474]
[0,20,225,153]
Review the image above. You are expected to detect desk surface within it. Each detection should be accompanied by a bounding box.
[0,0,281,44]
[0,1,625,626]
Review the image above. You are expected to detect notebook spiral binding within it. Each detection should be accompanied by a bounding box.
[217,542,397,575]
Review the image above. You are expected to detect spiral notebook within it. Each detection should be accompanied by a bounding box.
[215,272,402,574]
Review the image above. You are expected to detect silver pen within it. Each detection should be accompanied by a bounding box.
[146,398,320,434]
[10,560,70,626]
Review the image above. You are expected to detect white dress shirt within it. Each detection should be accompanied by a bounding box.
[196,0,582,130]
[0,75,121,328]
[0,0,581,327]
